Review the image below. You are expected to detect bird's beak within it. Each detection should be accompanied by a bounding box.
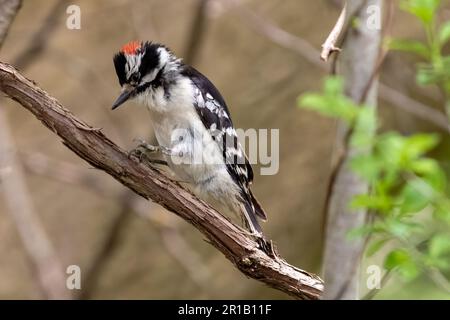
[112,85,135,110]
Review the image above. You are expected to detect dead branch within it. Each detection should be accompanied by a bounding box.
[320,2,347,61]
[0,62,324,300]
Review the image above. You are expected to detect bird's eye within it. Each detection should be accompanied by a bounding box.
[130,73,139,84]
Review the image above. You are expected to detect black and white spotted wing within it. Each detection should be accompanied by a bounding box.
[181,66,267,221]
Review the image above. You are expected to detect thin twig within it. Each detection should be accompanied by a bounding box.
[320,2,347,61]
[0,62,324,300]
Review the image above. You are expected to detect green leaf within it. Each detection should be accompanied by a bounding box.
[384,249,409,269]
[400,0,441,24]
[298,94,328,110]
[429,234,450,258]
[439,21,450,45]
[403,133,440,160]
[324,76,344,95]
[422,167,447,192]
[385,217,422,238]
[410,158,439,175]
[434,203,450,222]
[416,65,435,85]
[351,194,391,211]
[298,77,359,122]
[388,38,430,59]
[366,238,390,257]
[384,249,420,280]
[399,180,431,215]
[376,133,405,167]
[351,107,377,148]
[350,154,381,181]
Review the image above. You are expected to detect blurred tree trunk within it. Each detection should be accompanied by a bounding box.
[0,0,21,45]
[322,0,382,300]
[0,0,71,299]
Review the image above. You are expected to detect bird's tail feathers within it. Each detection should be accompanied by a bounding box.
[249,190,267,221]
[240,199,263,236]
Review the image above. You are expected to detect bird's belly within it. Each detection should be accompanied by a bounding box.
[149,110,227,185]
[147,109,242,211]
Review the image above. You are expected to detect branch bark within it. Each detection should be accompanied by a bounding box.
[322,0,382,300]
[0,62,324,300]
[320,2,347,61]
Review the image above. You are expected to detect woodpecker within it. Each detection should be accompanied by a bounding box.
[112,41,267,238]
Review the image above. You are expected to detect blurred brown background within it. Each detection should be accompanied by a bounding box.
[0,0,448,299]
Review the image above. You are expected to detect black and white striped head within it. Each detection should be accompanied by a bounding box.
[112,41,179,109]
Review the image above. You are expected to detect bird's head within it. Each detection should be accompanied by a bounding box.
[112,41,178,110]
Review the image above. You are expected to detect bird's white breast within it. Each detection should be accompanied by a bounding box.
[140,78,238,201]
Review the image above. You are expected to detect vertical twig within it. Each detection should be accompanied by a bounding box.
[320,2,347,61]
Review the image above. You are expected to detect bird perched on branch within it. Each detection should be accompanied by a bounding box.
[111,41,267,240]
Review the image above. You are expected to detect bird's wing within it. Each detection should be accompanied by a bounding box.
[181,66,254,189]
[182,65,267,221]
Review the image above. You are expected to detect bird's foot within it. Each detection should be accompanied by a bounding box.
[132,139,160,153]
[131,139,181,158]
[129,139,168,166]
[237,228,277,257]
[256,236,278,259]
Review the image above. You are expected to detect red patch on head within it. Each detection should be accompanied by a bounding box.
[121,41,141,55]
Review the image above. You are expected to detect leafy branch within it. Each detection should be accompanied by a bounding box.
[389,0,450,120]
[299,76,450,294]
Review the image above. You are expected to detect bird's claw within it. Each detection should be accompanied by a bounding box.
[132,139,160,153]
[129,139,161,164]
[256,237,278,258]
[128,147,146,162]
